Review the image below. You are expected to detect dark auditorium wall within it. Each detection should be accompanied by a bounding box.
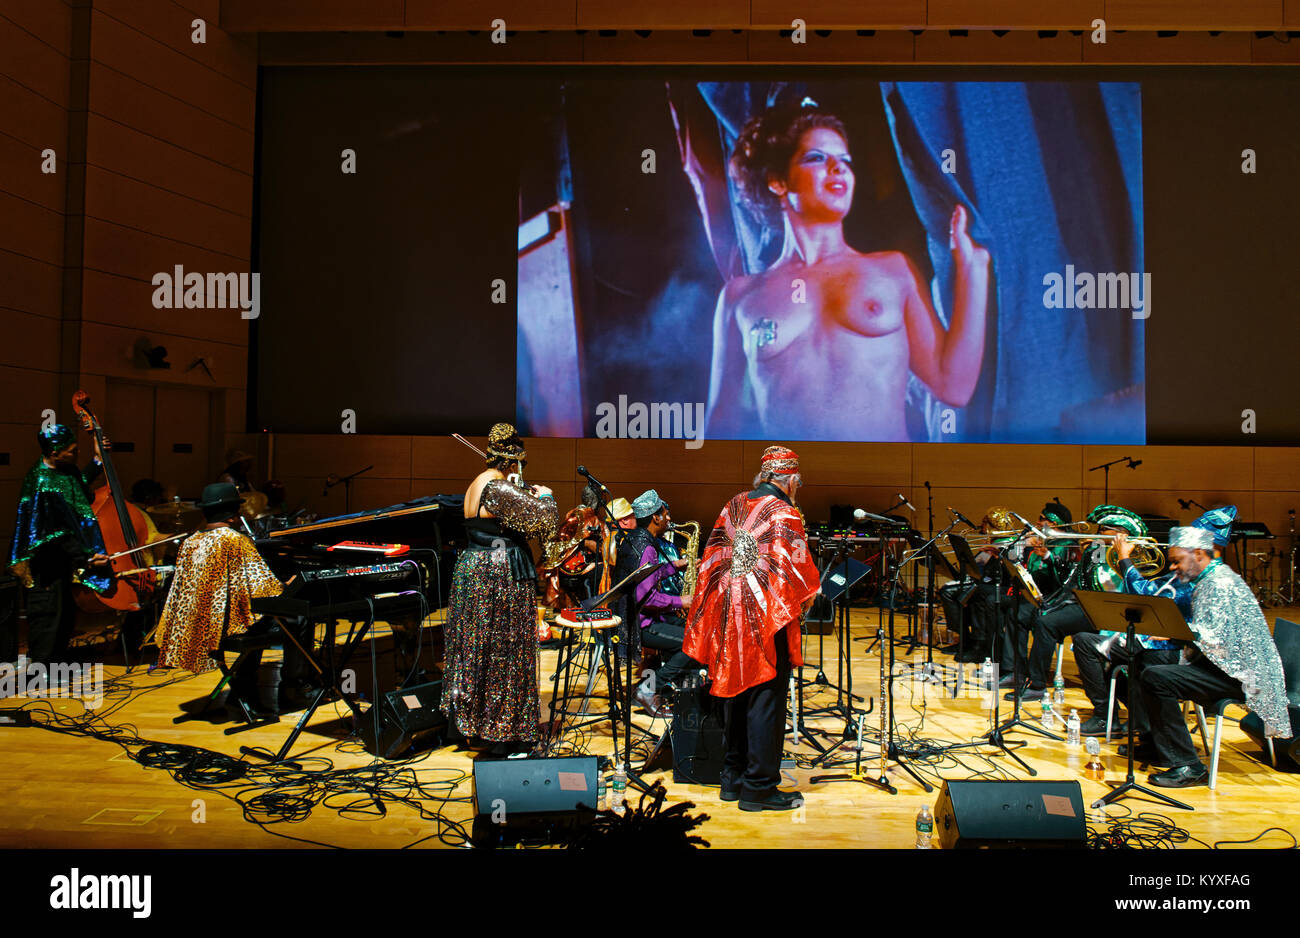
[4,0,1299,565]
[0,0,256,560]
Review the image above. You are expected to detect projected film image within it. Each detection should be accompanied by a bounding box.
[517,79,1146,445]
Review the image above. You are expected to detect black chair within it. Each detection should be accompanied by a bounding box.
[173,620,281,733]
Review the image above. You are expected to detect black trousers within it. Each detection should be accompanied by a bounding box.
[721,626,791,796]
[24,578,77,667]
[1071,632,1182,734]
[940,581,990,661]
[1025,602,1091,688]
[640,616,697,689]
[1139,656,1243,769]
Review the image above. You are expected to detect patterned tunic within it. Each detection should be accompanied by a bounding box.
[157,527,282,674]
[443,480,558,742]
[1184,561,1292,738]
[683,486,821,698]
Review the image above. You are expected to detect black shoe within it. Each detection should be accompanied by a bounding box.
[739,789,803,812]
[720,787,741,802]
[1079,715,1124,736]
[997,674,1021,689]
[1116,742,1169,767]
[1003,685,1044,702]
[1148,764,1208,788]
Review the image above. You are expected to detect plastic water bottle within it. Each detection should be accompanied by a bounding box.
[610,762,627,815]
[915,805,934,849]
[596,772,608,811]
[1053,674,1066,709]
[980,657,994,691]
[1066,708,1081,746]
[1040,694,1054,728]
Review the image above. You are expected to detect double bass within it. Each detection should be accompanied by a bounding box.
[71,391,157,612]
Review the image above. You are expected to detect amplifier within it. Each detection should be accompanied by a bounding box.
[470,755,601,849]
[670,685,726,785]
[359,677,447,759]
[933,780,1087,849]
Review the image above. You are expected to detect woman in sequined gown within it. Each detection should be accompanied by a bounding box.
[443,424,558,749]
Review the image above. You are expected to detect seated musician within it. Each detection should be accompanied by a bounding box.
[1006,505,1145,701]
[625,490,700,717]
[1133,523,1292,787]
[541,505,605,609]
[1069,512,1232,736]
[6,425,110,671]
[997,503,1079,685]
[955,507,1019,680]
[156,484,282,711]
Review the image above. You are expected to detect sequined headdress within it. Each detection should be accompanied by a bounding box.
[759,445,800,475]
[485,422,526,463]
[1169,526,1215,551]
[38,423,76,457]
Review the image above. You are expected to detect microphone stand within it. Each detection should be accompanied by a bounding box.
[1088,456,1136,504]
[324,465,373,514]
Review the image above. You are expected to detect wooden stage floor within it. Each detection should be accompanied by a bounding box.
[0,606,1296,850]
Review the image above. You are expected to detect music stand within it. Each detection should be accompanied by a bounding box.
[579,561,664,792]
[1073,589,1199,812]
[804,553,874,764]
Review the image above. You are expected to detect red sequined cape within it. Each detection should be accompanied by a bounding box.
[682,491,821,698]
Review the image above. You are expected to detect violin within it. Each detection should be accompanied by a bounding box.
[71,391,158,613]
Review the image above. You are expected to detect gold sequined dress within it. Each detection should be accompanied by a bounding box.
[157,526,282,674]
[444,480,558,742]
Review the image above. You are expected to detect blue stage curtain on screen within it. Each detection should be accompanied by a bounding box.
[879,81,1145,444]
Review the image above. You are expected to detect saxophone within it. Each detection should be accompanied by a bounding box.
[669,522,701,598]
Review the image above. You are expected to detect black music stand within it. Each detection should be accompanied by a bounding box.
[1073,589,1199,812]
[574,561,662,791]
[804,552,873,764]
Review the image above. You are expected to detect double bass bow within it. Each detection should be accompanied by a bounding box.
[71,391,158,612]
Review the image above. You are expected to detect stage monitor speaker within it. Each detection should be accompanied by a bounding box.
[933,780,1087,849]
[473,754,600,816]
[361,677,447,759]
[670,686,726,785]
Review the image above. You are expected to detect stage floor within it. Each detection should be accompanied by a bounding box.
[0,606,1296,850]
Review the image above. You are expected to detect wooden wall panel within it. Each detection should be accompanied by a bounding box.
[87,62,254,173]
[921,485,1077,523]
[1251,32,1300,61]
[1083,29,1253,62]
[1082,445,1254,492]
[0,367,60,435]
[84,165,250,260]
[914,443,1083,489]
[95,0,257,89]
[915,29,1084,62]
[0,132,64,213]
[0,191,63,267]
[80,269,250,347]
[0,310,60,373]
[2,0,73,54]
[0,251,61,319]
[1289,0,1300,27]
[82,218,246,293]
[274,433,412,480]
[1255,448,1300,491]
[405,0,578,29]
[1106,0,1284,30]
[0,14,71,104]
[576,438,744,484]
[577,0,748,28]
[740,441,911,487]
[747,29,916,61]
[257,30,587,64]
[79,321,246,389]
[749,0,925,28]
[83,115,252,220]
[220,0,405,32]
[582,30,749,62]
[0,73,68,150]
[927,0,1102,29]
[90,10,255,130]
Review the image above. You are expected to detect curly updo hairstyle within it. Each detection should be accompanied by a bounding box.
[729,103,850,226]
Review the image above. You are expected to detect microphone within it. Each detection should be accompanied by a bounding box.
[1127,458,1142,470]
[576,465,610,493]
[949,507,977,529]
[897,493,915,512]
[1177,498,1191,510]
[853,508,893,524]
[1011,511,1047,540]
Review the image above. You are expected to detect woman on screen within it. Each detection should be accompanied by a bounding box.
[705,104,991,442]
